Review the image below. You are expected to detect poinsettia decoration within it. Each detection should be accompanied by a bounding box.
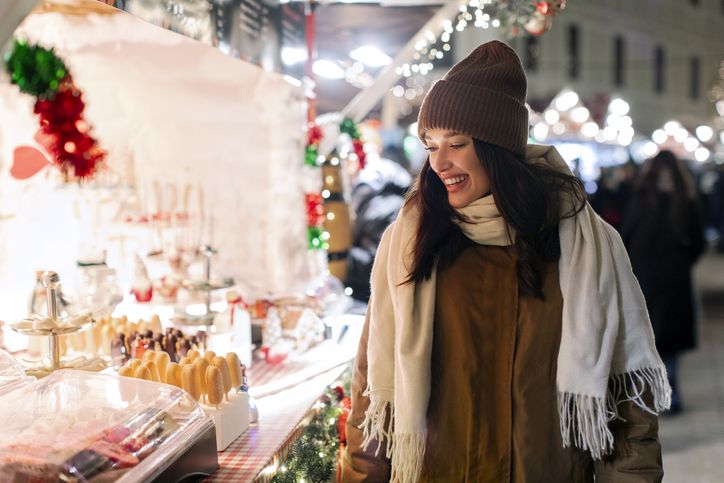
[4,39,105,179]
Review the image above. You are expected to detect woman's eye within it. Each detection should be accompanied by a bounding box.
[424,146,438,152]
[450,144,465,149]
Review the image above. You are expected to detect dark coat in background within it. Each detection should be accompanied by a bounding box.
[621,193,705,355]
[345,157,411,302]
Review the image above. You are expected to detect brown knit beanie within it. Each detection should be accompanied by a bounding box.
[417,40,528,157]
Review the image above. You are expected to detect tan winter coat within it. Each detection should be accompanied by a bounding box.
[341,244,663,482]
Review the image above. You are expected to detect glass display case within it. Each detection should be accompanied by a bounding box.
[0,369,217,482]
[0,348,34,396]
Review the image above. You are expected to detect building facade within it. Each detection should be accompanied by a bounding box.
[456,0,724,137]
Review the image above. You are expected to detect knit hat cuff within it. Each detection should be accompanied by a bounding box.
[418,79,529,157]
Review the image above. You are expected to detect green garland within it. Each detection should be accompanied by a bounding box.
[270,369,352,482]
[271,404,343,483]
[4,40,67,98]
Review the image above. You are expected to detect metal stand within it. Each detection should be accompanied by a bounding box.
[175,245,233,327]
[10,271,95,373]
[42,271,62,371]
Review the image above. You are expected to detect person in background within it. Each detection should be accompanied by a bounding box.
[346,143,412,303]
[342,41,669,483]
[590,161,637,232]
[621,150,706,415]
[709,164,724,252]
[590,167,625,230]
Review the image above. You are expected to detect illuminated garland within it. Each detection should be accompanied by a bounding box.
[394,1,565,101]
[4,40,105,179]
[339,118,366,169]
[305,122,327,250]
[270,371,352,483]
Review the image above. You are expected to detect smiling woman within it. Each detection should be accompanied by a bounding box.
[342,41,671,483]
[422,130,490,209]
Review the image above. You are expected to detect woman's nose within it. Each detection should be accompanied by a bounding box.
[429,147,451,173]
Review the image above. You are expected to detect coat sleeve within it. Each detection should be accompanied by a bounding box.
[593,388,664,483]
[340,304,392,482]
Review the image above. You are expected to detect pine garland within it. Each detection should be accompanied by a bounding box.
[270,370,352,482]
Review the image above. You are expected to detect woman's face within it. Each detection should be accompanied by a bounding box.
[424,128,490,209]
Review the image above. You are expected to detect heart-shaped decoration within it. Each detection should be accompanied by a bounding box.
[11,146,51,179]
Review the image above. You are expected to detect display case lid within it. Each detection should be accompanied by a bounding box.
[0,369,213,482]
[0,348,34,396]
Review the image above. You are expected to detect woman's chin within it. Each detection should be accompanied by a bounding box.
[448,194,474,209]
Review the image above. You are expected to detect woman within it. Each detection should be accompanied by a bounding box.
[341,41,669,483]
[621,150,705,414]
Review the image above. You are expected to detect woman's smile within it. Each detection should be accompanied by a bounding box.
[442,174,469,193]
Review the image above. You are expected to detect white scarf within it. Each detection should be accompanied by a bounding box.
[361,144,670,482]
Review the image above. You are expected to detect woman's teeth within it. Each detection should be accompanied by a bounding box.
[444,175,467,186]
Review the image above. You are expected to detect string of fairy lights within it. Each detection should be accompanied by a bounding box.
[390,0,543,105]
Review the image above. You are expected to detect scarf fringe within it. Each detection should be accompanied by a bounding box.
[609,366,671,415]
[389,432,425,483]
[360,390,394,458]
[558,366,671,460]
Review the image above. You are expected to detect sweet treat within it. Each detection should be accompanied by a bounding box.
[134,365,152,381]
[225,353,242,389]
[193,358,209,401]
[181,365,200,401]
[205,366,224,409]
[154,352,170,383]
[131,338,148,360]
[142,360,160,382]
[187,349,200,361]
[128,359,142,372]
[166,362,182,388]
[211,356,231,401]
[178,357,191,367]
[118,365,135,378]
[178,339,192,358]
[203,351,216,363]
[149,314,162,332]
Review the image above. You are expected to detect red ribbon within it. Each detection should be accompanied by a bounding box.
[228,295,247,328]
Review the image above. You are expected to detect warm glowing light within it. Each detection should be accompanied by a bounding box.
[695,147,710,162]
[533,122,549,141]
[544,109,560,124]
[570,106,590,123]
[652,129,667,144]
[609,98,630,116]
[554,91,579,111]
[696,125,714,142]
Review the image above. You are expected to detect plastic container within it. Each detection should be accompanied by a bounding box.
[0,348,34,396]
[0,369,217,482]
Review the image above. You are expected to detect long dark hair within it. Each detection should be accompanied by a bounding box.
[405,139,585,299]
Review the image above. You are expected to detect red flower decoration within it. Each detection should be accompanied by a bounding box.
[305,193,325,227]
[352,139,366,169]
[307,123,323,146]
[32,80,104,179]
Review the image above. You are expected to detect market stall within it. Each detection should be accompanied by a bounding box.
[0,1,360,481]
[0,0,571,480]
